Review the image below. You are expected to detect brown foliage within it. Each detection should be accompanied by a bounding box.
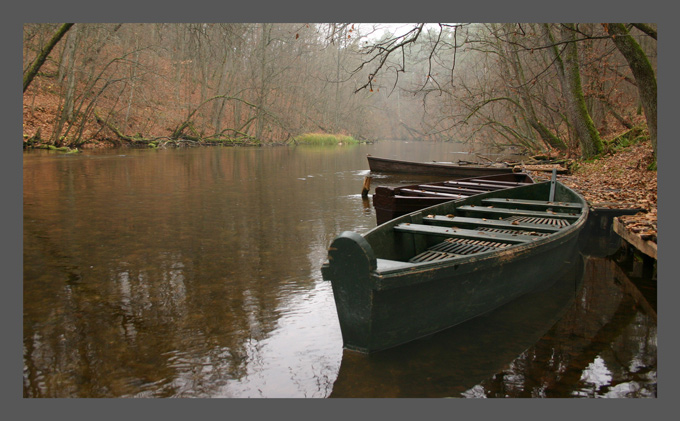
[546,140,657,244]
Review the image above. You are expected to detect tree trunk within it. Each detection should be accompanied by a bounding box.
[124,40,140,126]
[62,27,78,123]
[51,26,79,146]
[212,51,230,131]
[23,23,74,93]
[544,24,603,159]
[502,24,567,152]
[256,23,271,141]
[604,23,657,160]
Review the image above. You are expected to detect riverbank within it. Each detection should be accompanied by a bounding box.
[531,139,657,257]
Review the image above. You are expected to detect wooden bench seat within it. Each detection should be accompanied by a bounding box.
[398,188,465,198]
[394,223,540,244]
[457,205,580,220]
[442,181,511,191]
[481,197,583,210]
[421,214,563,232]
[376,258,415,271]
[413,184,489,195]
[463,179,531,186]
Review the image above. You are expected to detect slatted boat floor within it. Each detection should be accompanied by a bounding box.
[410,237,510,263]
[504,215,572,228]
[407,210,573,264]
[476,226,550,237]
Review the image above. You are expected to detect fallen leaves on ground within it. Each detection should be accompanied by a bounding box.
[531,141,657,245]
[619,208,657,242]
[519,164,569,173]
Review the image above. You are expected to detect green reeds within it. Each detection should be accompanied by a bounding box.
[293,133,359,145]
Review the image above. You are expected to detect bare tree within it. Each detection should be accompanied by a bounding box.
[26,22,649,152]
[498,24,567,152]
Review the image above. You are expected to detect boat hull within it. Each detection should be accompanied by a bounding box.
[363,235,576,353]
[367,155,515,177]
[322,181,588,353]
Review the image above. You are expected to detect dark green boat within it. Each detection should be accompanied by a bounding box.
[321,177,588,353]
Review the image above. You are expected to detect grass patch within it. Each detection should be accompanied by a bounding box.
[292,133,359,145]
[603,126,647,154]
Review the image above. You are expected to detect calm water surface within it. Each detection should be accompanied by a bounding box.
[22,141,656,398]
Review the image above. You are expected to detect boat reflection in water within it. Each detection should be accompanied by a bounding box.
[469,253,657,398]
[329,249,585,398]
[329,220,657,398]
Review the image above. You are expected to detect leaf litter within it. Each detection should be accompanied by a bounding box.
[531,141,657,245]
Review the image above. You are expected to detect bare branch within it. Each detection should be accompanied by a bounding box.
[353,24,425,92]
[631,23,657,40]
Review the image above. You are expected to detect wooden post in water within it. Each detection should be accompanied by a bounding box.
[361,176,372,198]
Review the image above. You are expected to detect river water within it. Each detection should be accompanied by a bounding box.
[22,140,657,398]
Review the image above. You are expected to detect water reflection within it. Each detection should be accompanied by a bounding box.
[23,145,372,397]
[329,252,585,398]
[468,255,657,398]
[329,252,656,398]
[23,142,656,398]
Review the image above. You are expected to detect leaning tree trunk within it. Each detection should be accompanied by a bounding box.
[23,23,74,93]
[51,26,79,146]
[604,23,657,161]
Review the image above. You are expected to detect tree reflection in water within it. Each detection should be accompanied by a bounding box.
[464,255,656,399]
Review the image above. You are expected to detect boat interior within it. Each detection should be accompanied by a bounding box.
[368,182,586,269]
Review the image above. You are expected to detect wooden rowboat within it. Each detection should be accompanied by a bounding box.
[373,172,534,225]
[321,176,588,353]
[367,155,516,177]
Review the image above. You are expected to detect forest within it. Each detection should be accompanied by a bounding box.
[22,23,657,164]
[21,23,659,399]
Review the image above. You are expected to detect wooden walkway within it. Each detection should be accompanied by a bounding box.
[613,218,657,259]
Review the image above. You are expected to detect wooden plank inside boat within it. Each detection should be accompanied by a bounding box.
[394,223,541,244]
[457,205,580,220]
[481,198,583,211]
[422,215,563,233]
